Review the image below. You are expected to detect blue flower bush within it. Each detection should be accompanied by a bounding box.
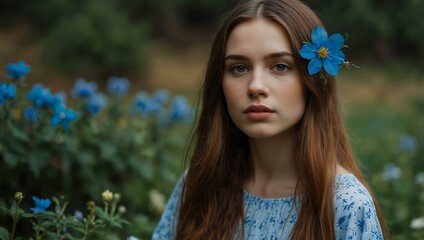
[0,61,194,239]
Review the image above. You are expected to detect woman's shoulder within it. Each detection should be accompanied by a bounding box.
[333,174,384,239]
[333,173,377,215]
[333,173,374,205]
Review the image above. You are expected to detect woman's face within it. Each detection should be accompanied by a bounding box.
[222,18,306,139]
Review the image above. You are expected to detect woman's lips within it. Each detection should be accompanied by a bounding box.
[244,105,275,120]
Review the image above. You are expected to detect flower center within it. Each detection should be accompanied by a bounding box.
[317,47,329,58]
[60,112,66,119]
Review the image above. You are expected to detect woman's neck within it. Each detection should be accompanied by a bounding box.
[245,130,298,198]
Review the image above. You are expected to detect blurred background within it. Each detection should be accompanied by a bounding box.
[0,0,423,239]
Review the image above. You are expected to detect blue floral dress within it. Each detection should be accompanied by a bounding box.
[152,173,384,239]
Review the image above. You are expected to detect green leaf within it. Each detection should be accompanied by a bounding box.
[45,232,60,240]
[7,121,29,142]
[0,226,9,240]
[130,158,153,181]
[22,213,35,218]
[27,150,51,178]
[110,220,122,228]
[98,142,117,159]
[0,205,8,214]
[95,206,107,219]
[9,202,18,218]
[2,151,19,168]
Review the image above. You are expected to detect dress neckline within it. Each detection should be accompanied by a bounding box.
[243,173,354,201]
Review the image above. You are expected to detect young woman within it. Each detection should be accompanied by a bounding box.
[152,0,388,239]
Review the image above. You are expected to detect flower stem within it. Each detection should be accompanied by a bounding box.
[10,220,17,240]
[10,199,22,240]
[101,223,110,240]
[34,216,42,240]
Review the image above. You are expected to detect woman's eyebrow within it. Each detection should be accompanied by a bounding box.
[224,54,248,61]
[224,51,294,62]
[264,51,294,60]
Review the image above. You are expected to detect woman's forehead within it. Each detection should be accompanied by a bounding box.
[225,18,293,58]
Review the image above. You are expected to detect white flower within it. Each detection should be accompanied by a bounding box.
[127,236,140,240]
[149,189,166,213]
[415,172,424,186]
[410,216,424,229]
[118,205,127,214]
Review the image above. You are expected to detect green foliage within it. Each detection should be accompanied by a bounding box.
[306,0,424,58]
[0,191,130,239]
[4,0,423,73]
[345,98,424,239]
[41,0,149,75]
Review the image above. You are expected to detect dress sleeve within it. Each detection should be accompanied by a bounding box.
[151,173,185,240]
[333,176,384,240]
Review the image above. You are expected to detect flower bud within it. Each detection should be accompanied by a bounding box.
[113,193,121,201]
[14,192,24,201]
[102,190,113,202]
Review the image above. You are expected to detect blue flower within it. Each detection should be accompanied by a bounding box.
[85,93,107,115]
[299,26,345,76]
[0,83,16,106]
[30,196,51,214]
[132,92,151,116]
[169,95,193,122]
[107,77,130,96]
[23,106,39,123]
[151,89,170,105]
[71,78,98,99]
[381,163,402,181]
[399,134,417,153]
[6,61,31,79]
[51,105,78,131]
[74,210,84,221]
[45,91,67,108]
[27,84,52,107]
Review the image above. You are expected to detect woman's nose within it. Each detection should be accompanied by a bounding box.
[247,70,269,98]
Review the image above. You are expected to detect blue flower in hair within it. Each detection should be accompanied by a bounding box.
[299,26,345,77]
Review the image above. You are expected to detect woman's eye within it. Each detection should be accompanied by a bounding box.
[230,65,248,73]
[272,64,288,72]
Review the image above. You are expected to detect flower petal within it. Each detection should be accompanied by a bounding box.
[51,116,61,126]
[311,26,328,48]
[63,122,70,131]
[67,110,78,120]
[308,57,323,75]
[328,50,345,65]
[323,58,340,76]
[325,33,344,52]
[299,43,317,60]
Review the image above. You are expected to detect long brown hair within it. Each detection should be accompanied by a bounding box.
[176,0,388,239]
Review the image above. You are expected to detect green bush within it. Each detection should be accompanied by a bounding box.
[42,0,149,75]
